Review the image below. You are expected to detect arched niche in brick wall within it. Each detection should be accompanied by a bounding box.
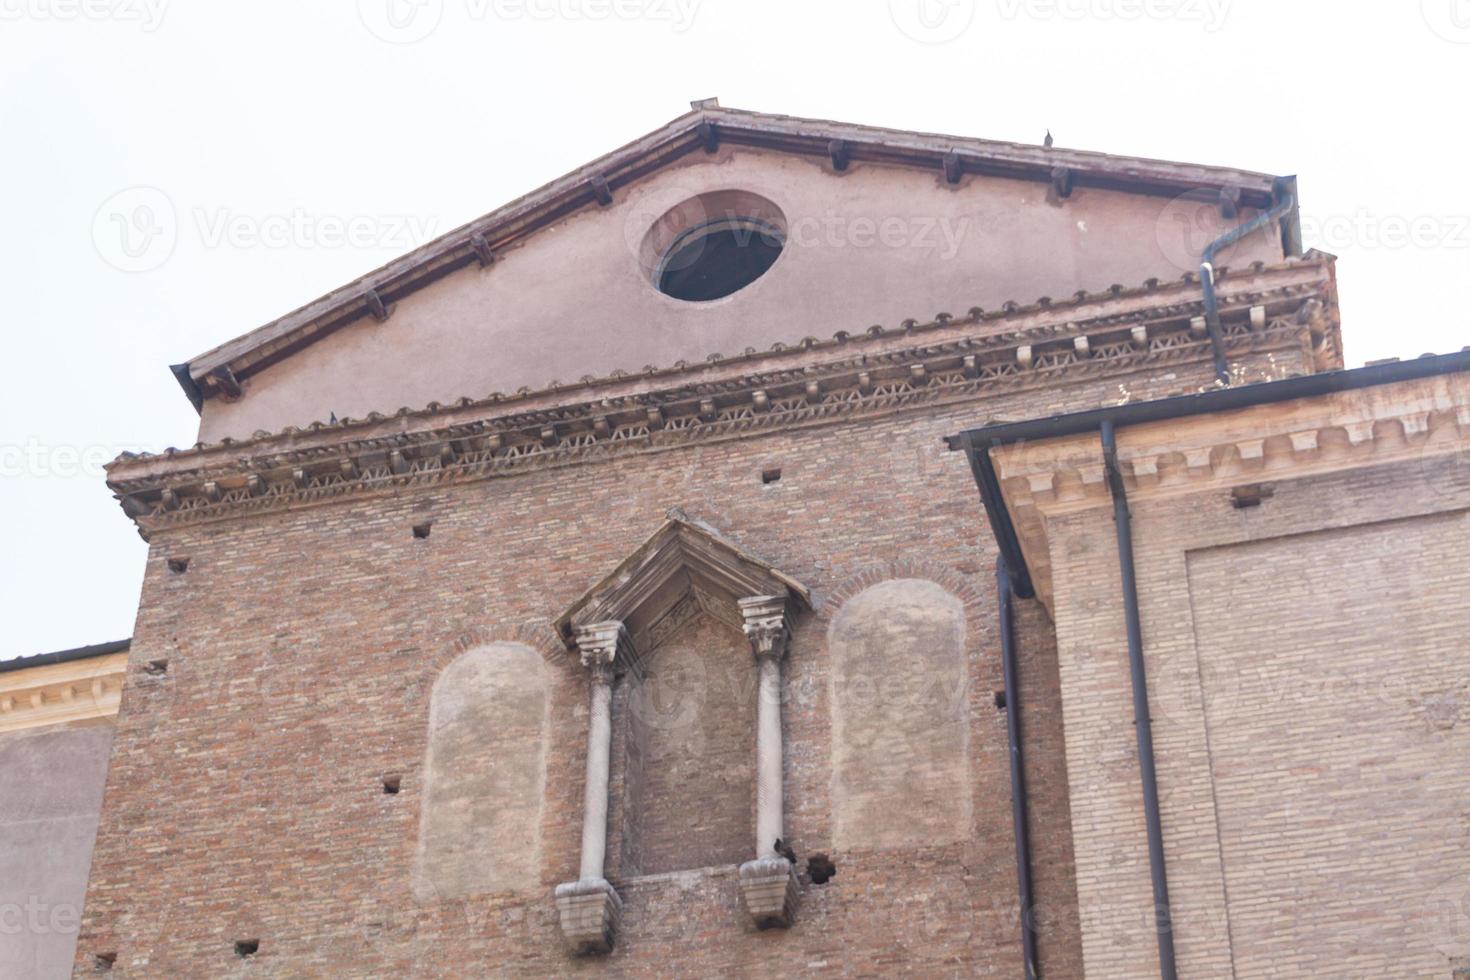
[828,578,972,851]
[413,642,548,901]
[620,607,755,876]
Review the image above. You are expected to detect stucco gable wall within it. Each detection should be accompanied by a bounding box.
[198,146,1283,442]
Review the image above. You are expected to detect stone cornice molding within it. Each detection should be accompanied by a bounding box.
[991,370,1470,611]
[108,265,1336,537]
[0,652,128,734]
[555,511,810,655]
[130,259,1336,463]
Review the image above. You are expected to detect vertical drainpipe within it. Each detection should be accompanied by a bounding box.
[1100,420,1178,980]
[997,558,1040,979]
[1200,180,1299,386]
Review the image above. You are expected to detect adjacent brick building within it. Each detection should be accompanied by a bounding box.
[57,100,1466,977]
[966,355,1470,977]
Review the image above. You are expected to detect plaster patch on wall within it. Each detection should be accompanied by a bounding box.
[828,579,971,851]
[413,642,547,901]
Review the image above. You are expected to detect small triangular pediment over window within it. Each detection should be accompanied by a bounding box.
[553,508,810,655]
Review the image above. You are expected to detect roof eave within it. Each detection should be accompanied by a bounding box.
[0,638,132,675]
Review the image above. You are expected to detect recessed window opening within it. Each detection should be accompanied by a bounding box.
[382,774,402,795]
[93,952,117,972]
[761,467,782,484]
[234,939,259,958]
[655,216,784,302]
[1230,483,1274,509]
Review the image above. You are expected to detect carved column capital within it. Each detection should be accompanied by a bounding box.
[572,621,638,684]
[739,595,793,662]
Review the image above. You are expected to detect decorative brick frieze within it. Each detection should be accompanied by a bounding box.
[109,281,1332,537]
[990,368,1470,611]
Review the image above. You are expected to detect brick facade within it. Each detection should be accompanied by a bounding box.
[79,108,1338,973]
[76,340,1323,976]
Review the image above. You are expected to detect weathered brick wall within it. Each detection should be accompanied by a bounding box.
[76,351,1303,978]
[1012,594,1082,980]
[1045,437,1470,977]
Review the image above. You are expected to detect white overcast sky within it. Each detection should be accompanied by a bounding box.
[1,0,1467,659]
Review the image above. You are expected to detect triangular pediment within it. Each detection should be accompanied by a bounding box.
[553,509,810,654]
[174,100,1292,435]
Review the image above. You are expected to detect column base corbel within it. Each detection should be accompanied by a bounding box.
[553,877,622,955]
[738,857,800,929]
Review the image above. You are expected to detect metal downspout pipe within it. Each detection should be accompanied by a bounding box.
[1200,181,1298,385]
[1100,419,1177,980]
[998,557,1039,980]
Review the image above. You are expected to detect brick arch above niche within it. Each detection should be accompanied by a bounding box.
[413,642,549,902]
[433,620,573,672]
[818,559,984,621]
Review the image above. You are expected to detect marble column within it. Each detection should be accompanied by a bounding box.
[579,651,616,881]
[736,595,801,929]
[554,621,632,954]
